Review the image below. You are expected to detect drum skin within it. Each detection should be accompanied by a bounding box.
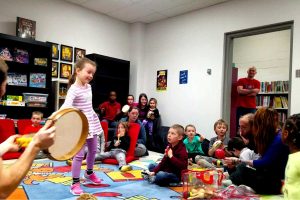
[44,108,88,161]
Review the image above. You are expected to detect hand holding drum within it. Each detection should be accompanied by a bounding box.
[15,108,88,161]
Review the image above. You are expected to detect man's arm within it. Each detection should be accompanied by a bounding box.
[0,122,55,199]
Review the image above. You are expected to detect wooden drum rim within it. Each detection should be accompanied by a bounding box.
[43,107,88,161]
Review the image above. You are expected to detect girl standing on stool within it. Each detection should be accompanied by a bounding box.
[61,58,104,196]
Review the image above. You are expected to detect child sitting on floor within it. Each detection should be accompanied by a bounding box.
[97,121,132,172]
[142,124,188,186]
[23,111,43,134]
[208,119,231,158]
[281,113,300,199]
[223,137,260,174]
[183,124,206,163]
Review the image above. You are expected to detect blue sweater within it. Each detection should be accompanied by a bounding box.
[253,134,289,179]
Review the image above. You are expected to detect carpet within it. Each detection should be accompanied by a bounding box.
[6,158,182,200]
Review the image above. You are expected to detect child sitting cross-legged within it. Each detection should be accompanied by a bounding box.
[97,121,132,172]
[142,124,188,186]
[183,124,206,163]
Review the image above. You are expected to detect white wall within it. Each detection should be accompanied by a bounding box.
[141,0,300,138]
[1,0,300,139]
[0,0,130,60]
[233,30,290,82]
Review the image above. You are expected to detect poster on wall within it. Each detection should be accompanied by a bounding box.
[179,70,188,84]
[157,70,167,91]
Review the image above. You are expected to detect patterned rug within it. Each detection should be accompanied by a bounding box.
[6,158,182,200]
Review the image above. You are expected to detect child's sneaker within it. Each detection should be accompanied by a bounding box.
[70,183,83,195]
[120,165,132,172]
[83,172,101,185]
[149,175,155,183]
[141,170,150,180]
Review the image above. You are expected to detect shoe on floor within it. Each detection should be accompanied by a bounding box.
[120,165,132,172]
[83,172,101,184]
[70,183,83,196]
[141,170,150,180]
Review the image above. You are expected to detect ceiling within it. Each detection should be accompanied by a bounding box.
[64,0,231,24]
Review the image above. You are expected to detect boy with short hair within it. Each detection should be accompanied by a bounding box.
[23,111,43,135]
[227,137,260,161]
[143,124,188,186]
[208,119,231,158]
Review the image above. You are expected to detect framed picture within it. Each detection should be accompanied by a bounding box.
[16,17,36,40]
[74,48,86,63]
[29,73,46,88]
[60,45,73,62]
[48,42,59,60]
[157,69,168,91]
[60,62,72,79]
[52,61,58,78]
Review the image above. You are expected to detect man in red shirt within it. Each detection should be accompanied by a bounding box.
[236,66,260,135]
[99,91,121,128]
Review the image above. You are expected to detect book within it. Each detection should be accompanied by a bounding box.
[0,47,13,61]
[29,73,46,88]
[7,72,27,86]
[14,48,29,64]
[273,97,282,108]
[34,58,47,66]
[6,95,23,101]
[16,17,36,40]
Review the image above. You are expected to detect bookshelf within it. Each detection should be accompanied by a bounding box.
[256,80,289,124]
[86,54,130,109]
[52,80,68,110]
[0,33,54,119]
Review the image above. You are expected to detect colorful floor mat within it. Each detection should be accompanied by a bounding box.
[6,159,181,200]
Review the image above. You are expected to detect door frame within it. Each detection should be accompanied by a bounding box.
[222,21,294,134]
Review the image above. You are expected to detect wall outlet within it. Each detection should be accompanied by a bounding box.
[296,69,300,78]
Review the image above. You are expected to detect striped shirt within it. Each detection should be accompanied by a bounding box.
[61,83,103,139]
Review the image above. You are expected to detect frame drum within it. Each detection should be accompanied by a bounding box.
[44,108,88,161]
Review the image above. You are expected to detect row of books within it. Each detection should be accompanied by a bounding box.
[0,93,48,107]
[0,47,48,66]
[256,96,288,109]
[260,81,289,93]
[8,72,46,88]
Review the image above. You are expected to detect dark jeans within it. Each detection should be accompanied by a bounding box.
[148,163,179,186]
[236,107,256,135]
[230,163,282,194]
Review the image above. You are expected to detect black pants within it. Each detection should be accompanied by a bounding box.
[230,163,282,194]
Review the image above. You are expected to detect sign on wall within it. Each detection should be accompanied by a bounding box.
[179,70,188,84]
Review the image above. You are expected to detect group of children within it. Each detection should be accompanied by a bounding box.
[8,57,299,198]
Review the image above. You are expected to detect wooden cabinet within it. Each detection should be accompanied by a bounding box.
[86,54,130,109]
[52,80,68,110]
[0,33,54,119]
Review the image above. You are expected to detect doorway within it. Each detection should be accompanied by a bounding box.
[222,21,293,138]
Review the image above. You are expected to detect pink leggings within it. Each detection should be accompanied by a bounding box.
[72,135,98,178]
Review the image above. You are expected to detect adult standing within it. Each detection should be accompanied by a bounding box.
[120,107,147,157]
[236,66,260,135]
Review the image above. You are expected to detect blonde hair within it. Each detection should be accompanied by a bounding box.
[118,121,129,134]
[171,124,185,136]
[32,111,43,119]
[68,57,96,88]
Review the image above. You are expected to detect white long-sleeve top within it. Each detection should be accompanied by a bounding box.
[61,83,103,139]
